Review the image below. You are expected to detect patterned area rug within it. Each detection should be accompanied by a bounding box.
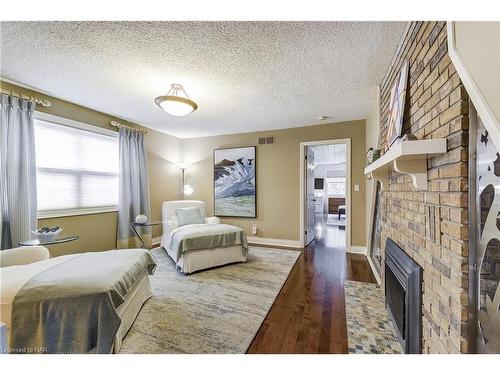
[344,280,403,354]
[119,246,300,353]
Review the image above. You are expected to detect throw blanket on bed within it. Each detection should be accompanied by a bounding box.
[10,249,157,354]
[170,224,248,262]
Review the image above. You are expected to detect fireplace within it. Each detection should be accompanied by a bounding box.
[385,238,423,353]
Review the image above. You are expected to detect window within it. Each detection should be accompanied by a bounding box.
[34,114,119,217]
[326,177,346,196]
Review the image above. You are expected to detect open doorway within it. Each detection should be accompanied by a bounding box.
[300,139,351,250]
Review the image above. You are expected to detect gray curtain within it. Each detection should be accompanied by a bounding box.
[0,94,38,250]
[117,127,150,248]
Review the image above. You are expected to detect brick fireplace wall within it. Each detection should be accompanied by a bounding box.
[377,21,470,353]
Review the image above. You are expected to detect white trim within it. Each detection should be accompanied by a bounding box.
[447,21,500,151]
[38,206,118,219]
[247,236,302,249]
[152,236,161,246]
[34,111,117,137]
[347,246,367,255]
[364,139,447,190]
[367,256,382,285]
[299,138,351,250]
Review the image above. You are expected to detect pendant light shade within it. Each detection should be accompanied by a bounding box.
[155,84,198,116]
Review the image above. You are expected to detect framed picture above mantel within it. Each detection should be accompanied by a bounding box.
[384,61,409,152]
[213,146,256,218]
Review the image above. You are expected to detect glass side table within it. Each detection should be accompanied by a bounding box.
[19,235,80,246]
[130,221,162,248]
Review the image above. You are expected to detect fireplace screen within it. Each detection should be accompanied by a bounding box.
[386,266,406,339]
[385,238,422,353]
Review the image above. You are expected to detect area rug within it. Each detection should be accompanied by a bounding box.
[119,246,300,353]
[344,280,403,354]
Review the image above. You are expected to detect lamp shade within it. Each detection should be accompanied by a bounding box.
[155,84,198,117]
[183,184,194,196]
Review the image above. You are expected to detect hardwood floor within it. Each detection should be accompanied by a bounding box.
[247,214,376,354]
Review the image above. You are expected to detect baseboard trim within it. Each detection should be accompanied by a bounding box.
[152,236,161,246]
[247,236,302,249]
[347,246,368,255]
[367,255,382,285]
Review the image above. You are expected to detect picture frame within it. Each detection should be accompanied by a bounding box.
[368,180,383,280]
[384,61,409,152]
[213,146,256,218]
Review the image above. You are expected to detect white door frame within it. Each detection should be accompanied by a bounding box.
[299,138,352,250]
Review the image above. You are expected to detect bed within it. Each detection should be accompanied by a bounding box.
[160,200,248,274]
[0,246,156,354]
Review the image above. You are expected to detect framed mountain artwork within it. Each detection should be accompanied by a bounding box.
[213,146,256,218]
[384,61,409,152]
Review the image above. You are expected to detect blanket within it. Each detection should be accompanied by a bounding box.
[169,224,248,262]
[10,249,156,354]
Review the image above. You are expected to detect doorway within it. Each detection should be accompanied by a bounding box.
[300,139,351,250]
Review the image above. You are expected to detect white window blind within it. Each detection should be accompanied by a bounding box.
[34,117,119,216]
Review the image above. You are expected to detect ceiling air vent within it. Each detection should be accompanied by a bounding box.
[258,136,276,145]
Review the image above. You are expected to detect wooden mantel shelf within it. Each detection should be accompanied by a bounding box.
[364,139,447,190]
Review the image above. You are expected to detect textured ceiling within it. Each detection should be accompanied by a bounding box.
[0,21,406,138]
[311,144,346,165]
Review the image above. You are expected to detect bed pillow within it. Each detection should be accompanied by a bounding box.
[175,207,204,226]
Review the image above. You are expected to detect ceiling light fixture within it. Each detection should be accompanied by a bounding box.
[155,83,198,117]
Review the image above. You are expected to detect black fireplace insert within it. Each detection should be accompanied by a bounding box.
[385,238,423,353]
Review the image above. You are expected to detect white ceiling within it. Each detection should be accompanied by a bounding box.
[0,21,406,138]
[310,144,346,165]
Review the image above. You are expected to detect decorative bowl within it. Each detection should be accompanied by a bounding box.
[32,227,63,241]
[135,214,148,224]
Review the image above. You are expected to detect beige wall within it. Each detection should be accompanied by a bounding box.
[37,212,118,257]
[145,131,182,239]
[1,80,181,256]
[182,120,367,246]
[1,80,367,251]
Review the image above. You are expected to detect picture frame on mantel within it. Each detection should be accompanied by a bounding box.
[384,61,409,152]
[213,146,256,218]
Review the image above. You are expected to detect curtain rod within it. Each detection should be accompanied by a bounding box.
[110,120,149,135]
[1,88,52,107]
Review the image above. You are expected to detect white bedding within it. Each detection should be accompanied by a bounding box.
[0,254,76,329]
[161,223,247,273]
[162,223,207,250]
[161,201,248,274]
[0,251,153,352]
[164,245,246,274]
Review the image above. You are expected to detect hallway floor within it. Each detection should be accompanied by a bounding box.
[248,212,376,353]
[314,213,346,249]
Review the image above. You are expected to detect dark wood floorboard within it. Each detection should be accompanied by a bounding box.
[247,215,376,354]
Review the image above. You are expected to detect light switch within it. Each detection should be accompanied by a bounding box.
[354,184,360,192]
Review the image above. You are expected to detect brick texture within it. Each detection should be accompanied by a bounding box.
[376,21,470,353]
